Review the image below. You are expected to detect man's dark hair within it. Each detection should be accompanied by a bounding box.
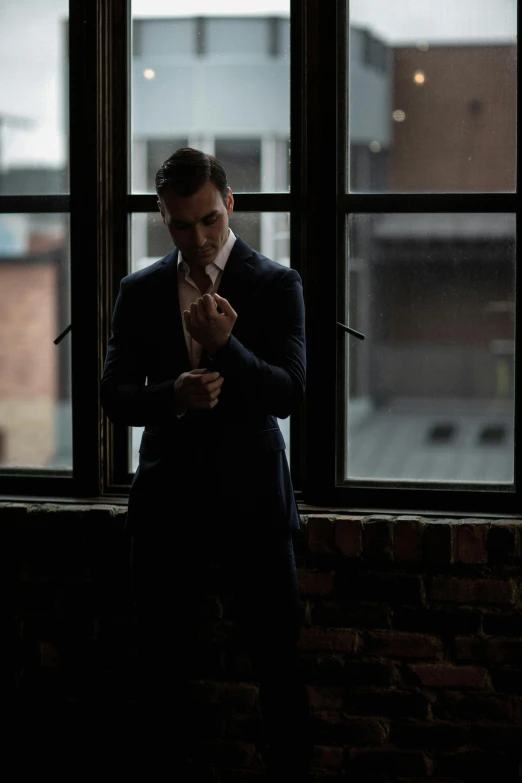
[155,147,228,202]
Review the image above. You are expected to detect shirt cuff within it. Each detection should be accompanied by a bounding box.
[208,336,231,361]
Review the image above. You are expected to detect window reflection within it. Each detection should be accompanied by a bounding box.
[345,214,515,483]
[348,0,516,193]
[130,5,291,194]
[0,215,71,469]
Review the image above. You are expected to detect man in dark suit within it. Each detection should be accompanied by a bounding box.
[100,148,311,779]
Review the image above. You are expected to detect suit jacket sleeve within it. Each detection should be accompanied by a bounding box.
[209,266,306,420]
[100,277,178,426]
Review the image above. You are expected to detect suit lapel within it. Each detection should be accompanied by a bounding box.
[215,235,255,316]
[152,248,192,373]
[198,237,254,373]
[197,236,256,368]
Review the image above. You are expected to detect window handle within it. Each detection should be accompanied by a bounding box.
[337,322,365,340]
[54,324,71,345]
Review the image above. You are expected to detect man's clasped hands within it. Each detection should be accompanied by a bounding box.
[174,292,237,412]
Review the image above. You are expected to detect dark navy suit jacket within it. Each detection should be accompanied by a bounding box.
[100,235,306,535]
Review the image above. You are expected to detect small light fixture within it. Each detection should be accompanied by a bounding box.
[392,109,406,122]
[369,141,381,153]
[416,41,429,51]
[414,71,425,84]
[144,68,155,80]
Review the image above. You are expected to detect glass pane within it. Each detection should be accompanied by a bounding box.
[130,2,290,193]
[0,0,69,195]
[343,214,515,483]
[0,214,71,469]
[348,0,517,193]
[129,211,291,473]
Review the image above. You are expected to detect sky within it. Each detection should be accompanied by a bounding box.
[0,0,517,169]
[132,0,517,43]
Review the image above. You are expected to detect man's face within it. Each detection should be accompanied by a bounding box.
[158,180,234,270]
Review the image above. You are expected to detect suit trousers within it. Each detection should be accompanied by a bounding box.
[127,493,313,780]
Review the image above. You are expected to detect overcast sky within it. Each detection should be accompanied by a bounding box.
[133,0,517,43]
[0,0,517,168]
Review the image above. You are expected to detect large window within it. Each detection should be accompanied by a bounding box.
[116,1,296,488]
[329,0,517,512]
[0,0,519,517]
[0,1,71,477]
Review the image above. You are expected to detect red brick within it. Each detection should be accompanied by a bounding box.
[297,570,335,597]
[313,715,388,745]
[456,520,489,564]
[454,636,522,665]
[334,516,363,557]
[307,515,336,554]
[298,628,359,653]
[394,517,422,562]
[470,724,522,752]
[190,681,259,710]
[39,640,60,669]
[487,523,519,564]
[349,748,429,777]
[513,697,522,723]
[307,685,344,711]
[312,745,345,769]
[408,664,487,688]
[429,577,515,605]
[363,517,394,562]
[364,631,443,659]
[432,693,514,722]
[421,521,454,565]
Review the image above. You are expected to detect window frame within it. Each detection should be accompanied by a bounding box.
[0,0,519,518]
[0,0,100,499]
[302,0,521,515]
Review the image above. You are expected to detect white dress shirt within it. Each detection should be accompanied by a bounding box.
[177,229,237,369]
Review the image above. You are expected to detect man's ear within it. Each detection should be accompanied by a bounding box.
[157,200,165,222]
[226,188,234,215]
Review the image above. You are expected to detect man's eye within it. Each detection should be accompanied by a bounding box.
[203,216,217,225]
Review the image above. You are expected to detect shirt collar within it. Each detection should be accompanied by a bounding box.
[177,228,236,278]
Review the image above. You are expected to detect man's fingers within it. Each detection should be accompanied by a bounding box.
[203,293,217,315]
[189,371,221,384]
[213,293,235,316]
[191,379,223,396]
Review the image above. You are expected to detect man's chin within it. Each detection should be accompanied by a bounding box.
[190,251,216,266]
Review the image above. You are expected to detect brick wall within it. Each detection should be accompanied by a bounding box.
[0,263,58,465]
[3,502,522,781]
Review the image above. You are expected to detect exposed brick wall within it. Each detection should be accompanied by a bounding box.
[389,45,516,193]
[3,502,522,781]
[0,263,58,465]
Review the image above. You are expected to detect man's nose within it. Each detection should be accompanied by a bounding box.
[193,225,206,247]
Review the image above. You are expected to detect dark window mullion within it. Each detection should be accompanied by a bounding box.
[127,193,293,213]
[513,3,522,502]
[100,0,131,493]
[342,193,517,213]
[0,196,70,213]
[289,0,306,493]
[328,485,519,516]
[301,0,340,507]
[69,0,101,496]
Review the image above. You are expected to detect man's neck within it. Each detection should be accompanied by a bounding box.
[189,265,212,295]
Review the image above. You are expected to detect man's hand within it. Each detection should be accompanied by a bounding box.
[174,368,224,412]
[183,293,237,354]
